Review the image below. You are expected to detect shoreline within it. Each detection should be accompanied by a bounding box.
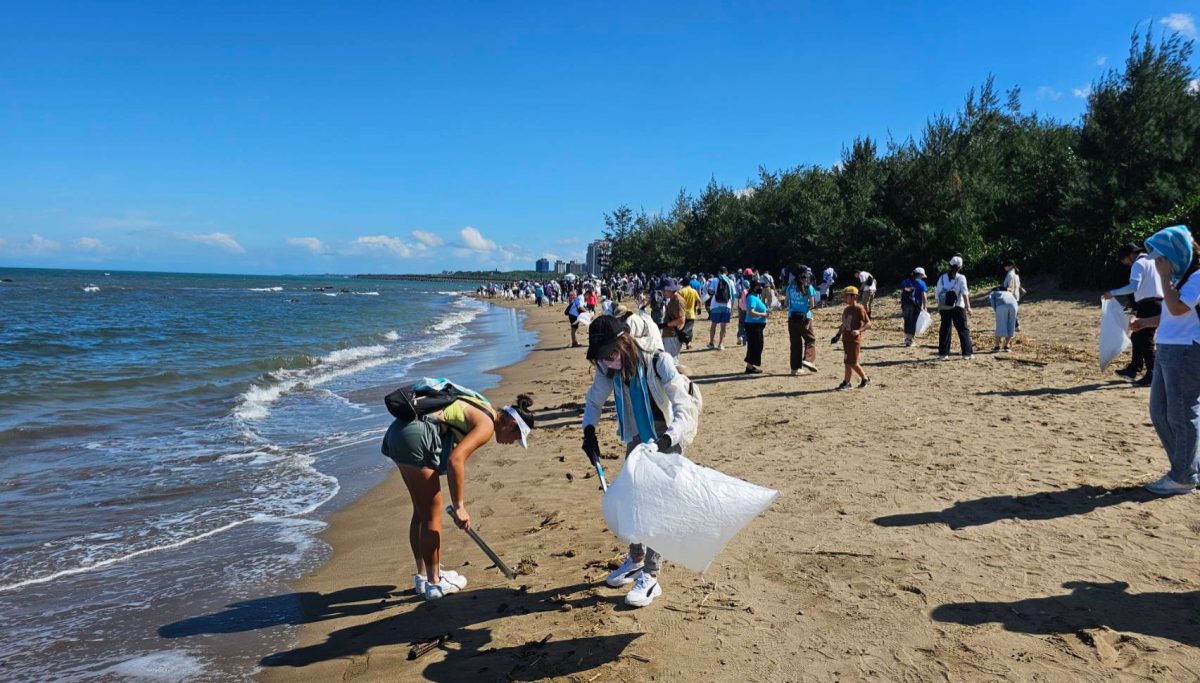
[258,293,1200,682]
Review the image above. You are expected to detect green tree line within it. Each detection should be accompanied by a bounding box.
[602,30,1200,288]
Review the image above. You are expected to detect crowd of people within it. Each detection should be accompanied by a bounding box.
[389,224,1197,609]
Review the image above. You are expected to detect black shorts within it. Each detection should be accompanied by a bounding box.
[381,418,448,474]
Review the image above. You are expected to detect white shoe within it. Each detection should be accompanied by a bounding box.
[717,344,725,351]
[415,568,462,595]
[606,555,644,587]
[963,355,974,361]
[624,571,662,607]
[937,355,949,361]
[425,572,468,600]
[790,369,799,376]
[1145,474,1197,496]
[801,361,818,372]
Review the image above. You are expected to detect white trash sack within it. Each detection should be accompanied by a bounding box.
[602,443,779,573]
[914,309,933,336]
[574,311,594,328]
[1098,297,1131,371]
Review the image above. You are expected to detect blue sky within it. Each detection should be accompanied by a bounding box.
[1,1,1196,274]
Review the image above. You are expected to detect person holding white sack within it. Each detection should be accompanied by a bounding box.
[581,314,701,607]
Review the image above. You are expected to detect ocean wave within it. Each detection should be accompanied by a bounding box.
[322,345,387,364]
[352,291,379,296]
[82,285,100,293]
[323,292,338,297]
[99,651,207,682]
[248,286,284,292]
[382,330,400,341]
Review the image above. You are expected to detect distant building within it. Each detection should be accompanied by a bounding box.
[586,240,611,276]
[554,260,567,274]
[535,257,550,273]
[567,260,587,275]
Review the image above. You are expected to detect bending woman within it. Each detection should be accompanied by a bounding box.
[381,391,535,600]
[581,315,700,608]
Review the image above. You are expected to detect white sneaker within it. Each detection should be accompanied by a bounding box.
[1145,474,1197,496]
[790,369,799,376]
[937,355,949,361]
[415,569,462,595]
[963,355,974,361]
[801,361,818,372]
[717,344,725,351]
[606,555,644,587]
[424,572,468,600]
[624,571,662,607]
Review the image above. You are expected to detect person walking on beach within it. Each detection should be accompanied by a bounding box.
[820,266,837,307]
[736,268,753,345]
[935,256,973,360]
[659,277,687,359]
[834,287,871,390]
[566,289,586,348]
[785,265,818,375]
[988,286,1018,353]
[900,267,928,347]
[1137,226,1200,495]
[708,267,736,350]
[381,389,535,600]
[743,282,769,373]
[677,278,701,351]
[1001,260,1023,329]
[1104,243,1163,385]
[581,315,701,607]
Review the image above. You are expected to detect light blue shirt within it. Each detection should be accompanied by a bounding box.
[787,283,815,318]
[746,294,768,323]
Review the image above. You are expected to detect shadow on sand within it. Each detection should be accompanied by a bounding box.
[164,581,641,681]
[976,381,1137,398]
[933,581,1200,648]
[873,485,1156,530]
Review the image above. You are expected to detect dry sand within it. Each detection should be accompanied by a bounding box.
[258,290,1200,682]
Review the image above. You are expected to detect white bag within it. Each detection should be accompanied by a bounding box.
[574,311,594,328]
[914,309,933,336]
[602,443,779,573]
[1098,297,1131,371]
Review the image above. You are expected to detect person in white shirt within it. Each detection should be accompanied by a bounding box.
[1103,244,1164,385]
[821,267,837,306]
[1135,226,1200,496]
[854,270,877,315]
[566,290,586,348]
[935,256,973,360]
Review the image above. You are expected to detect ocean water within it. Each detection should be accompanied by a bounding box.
[0,268,535,680]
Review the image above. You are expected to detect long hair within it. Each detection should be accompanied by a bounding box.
[605,334,642,383]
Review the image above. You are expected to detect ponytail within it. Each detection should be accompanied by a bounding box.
[509,393,535,429]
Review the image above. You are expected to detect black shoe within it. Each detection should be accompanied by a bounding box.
[748,366,763,374]
[836,382,852,391]
[1134,374,1153,387]
[1114,367,1138,381]
[858,377,871,389]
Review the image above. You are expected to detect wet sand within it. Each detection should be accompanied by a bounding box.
[259,291,1200,682]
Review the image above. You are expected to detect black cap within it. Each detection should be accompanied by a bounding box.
[1117,243,1141,260]
[586,315,629,361]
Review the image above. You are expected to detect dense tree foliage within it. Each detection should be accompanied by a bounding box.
[603,31,1200,287]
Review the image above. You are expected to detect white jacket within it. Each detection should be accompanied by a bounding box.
[624,310,665,355]
[582,350,700,448]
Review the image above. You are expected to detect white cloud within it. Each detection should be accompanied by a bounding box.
[353,235,413,257]
[1161,12,1197,37]
[173,231,245,253]
[286,237,327,255]
[411,230,444,247]
[75,236,112,253]
[1189,78,1200,94]
[1096,56,1107,66]
[93,212,160,231]
[1035,86,1063,101]
[28,233,61,255]
[556,236,582,246]
[459,226,497,251]
[1072,84,1092,99]
[734,186,756,199]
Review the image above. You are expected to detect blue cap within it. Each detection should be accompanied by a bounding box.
[657,276,680,291]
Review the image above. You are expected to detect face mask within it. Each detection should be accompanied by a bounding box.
[602,355,622,371]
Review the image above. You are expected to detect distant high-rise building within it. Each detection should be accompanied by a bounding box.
[535,257,550,273]
[554,260,567,274]
[586,240,611,275]
[567,260,586,275]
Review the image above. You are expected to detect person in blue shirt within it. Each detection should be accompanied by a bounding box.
[785,265,819,375]
[743,283,770,373]
[899,267,929,347]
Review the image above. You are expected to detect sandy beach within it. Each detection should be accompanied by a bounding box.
[258,290,1200,682]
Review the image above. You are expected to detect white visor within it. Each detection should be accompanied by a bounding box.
[502,406,530,448]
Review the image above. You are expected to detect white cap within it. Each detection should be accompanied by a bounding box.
[502,406,530,448]
[949,256,964,268]
[913,267,926,276]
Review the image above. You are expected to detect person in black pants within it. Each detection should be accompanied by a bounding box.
[936,256,974,360]
[1104,243,1164,385]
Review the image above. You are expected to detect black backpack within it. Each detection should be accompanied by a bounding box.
[715,277,731,303]
[384,378,493,424]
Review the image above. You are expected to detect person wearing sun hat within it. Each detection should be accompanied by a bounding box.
[580,314,701,607]
[900,267,929,347]
[935,256,974,360]
[833,286,871,390]
[658,276,687,359]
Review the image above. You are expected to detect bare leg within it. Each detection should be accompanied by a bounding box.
[399,465,444,584]
[718,323,727,347]
[843,364,852,383]
[851,363,867,380]
[409,503,424,577]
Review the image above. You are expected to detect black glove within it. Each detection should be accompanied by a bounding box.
[582,425,601,465]
[654,434,673,452]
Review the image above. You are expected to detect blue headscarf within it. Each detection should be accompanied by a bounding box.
[1144,225,1195,285]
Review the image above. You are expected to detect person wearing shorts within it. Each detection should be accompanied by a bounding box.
[707,267,736,350]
